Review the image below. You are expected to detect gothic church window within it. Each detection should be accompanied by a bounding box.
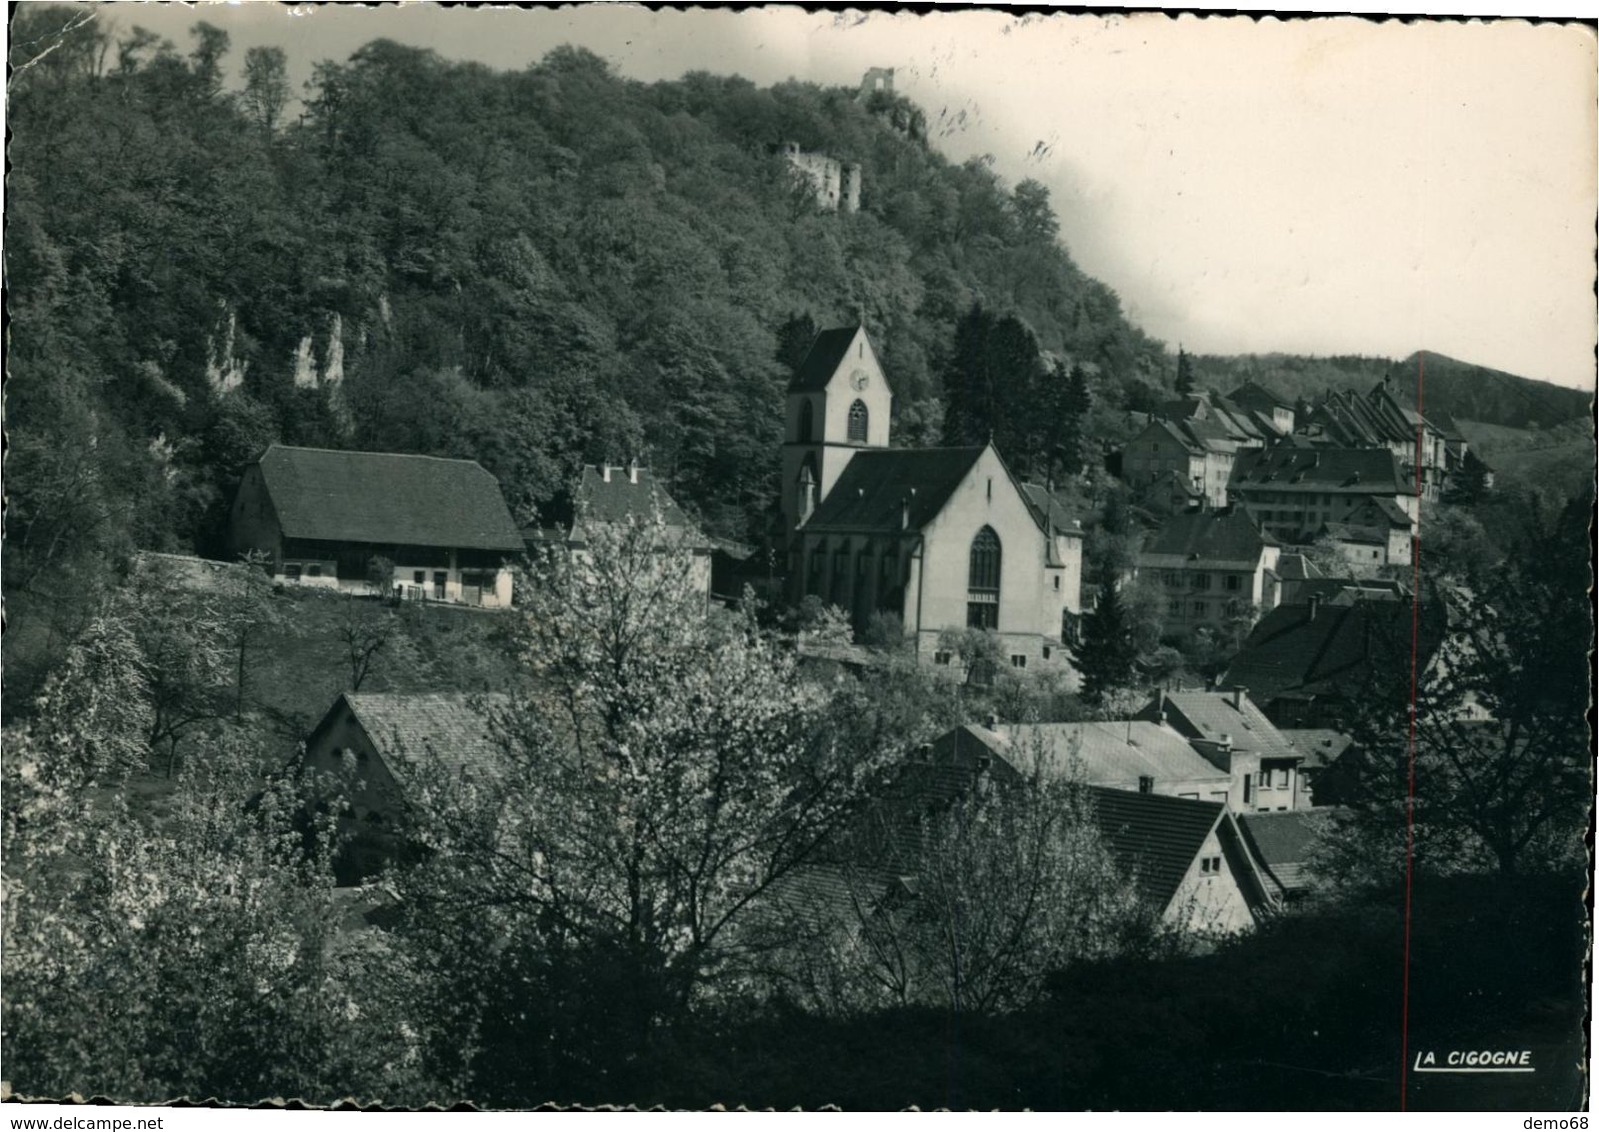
[967,526,1001,630]
[847,399,869,443]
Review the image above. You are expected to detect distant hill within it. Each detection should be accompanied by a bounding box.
[1189,350,1591,432]
[1456,417,1595,499]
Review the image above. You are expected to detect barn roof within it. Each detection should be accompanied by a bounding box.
[1089,787,1226,912]
[341,692,513,780]
[803,446,988,533]
[256,445,524,551]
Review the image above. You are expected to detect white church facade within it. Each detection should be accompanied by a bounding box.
[782,325,1083,672]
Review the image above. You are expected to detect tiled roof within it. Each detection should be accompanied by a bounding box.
[1426,409,1467,442]
[343,692,513,780]
[1146,691,1301,760]
[983,722,1232,793]
[573,465,709,548]
[1275,552,1322,582]
[1218,597,1433,707]
[1019,483,1083,536]
[1280,729,1356,770]
[1238,811,1321,893]
[1364,496,1415,528]
[1140,508,1272,566]
[1090,787,1225,911]
[1228,381,1291,412]
[256,445,524,551]
[803,446,988,532]
[1230,446,1413,496]
[788,326,863,393]
[1318,522,1387,546]
[751,864,892,935]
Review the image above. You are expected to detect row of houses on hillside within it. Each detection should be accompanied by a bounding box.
[300,683,1350,928]
[1119,371,1493,572]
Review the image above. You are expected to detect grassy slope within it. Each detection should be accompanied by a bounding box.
[243,586,523,747]
[1457,417,1596,498]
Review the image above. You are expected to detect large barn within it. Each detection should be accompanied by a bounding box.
[230,444,524,607]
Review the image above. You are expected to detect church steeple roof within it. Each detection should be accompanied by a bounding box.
[788,325,865,393]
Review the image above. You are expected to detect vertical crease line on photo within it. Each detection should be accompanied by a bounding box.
[1401,349,1425,1111]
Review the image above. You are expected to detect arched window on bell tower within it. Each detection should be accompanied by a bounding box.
[847,399,869,443]
[967,526,1001,630]
[797,399,815,444]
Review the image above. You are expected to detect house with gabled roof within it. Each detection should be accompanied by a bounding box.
[230,444,524,607]
[1137,688,1307,813]
[1120,415,1243,509]
[936,720,1235,805]
[781,325,1080,671]
[526,462,714,604]
[868,727,1275,933]
[1302,379,1449,500]
[1136,507,1281,638]
[301,691,512,883]
[1218,586,1443,729]
[1227,444,1418,562]
[1238,810,1324,901]
[1227,381,1297,434]
[1090,787,1275,933]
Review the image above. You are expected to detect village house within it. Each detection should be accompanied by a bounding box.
[891,729,1274,933]
[1136,688,1308,813]
[300,691,511,884]
[934,720,1235,806]
[1219,583,1440,729]
[525,462,714,606]
[1226,444,1418,562]
[1301,379,1449,500]
[230,444,523,607]
[1226,381,1298,435]
[1135,508,1281,638]
[782,325,1082,670]
[1120,417,1241,510]
[1091,787,1275,933]
[1277,728,1360,807]
[1237,810,1323,903]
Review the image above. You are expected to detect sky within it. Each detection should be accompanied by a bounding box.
[82,3,1598,391]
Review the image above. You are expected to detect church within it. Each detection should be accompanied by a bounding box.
[782,325,1083,672]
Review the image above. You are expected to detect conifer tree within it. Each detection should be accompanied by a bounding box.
[1175,347,1195,397]
[1071,581,1139,706]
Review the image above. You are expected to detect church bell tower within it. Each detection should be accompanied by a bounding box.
[780,325,894,535]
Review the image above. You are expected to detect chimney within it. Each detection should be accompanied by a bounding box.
[985,711,1000,730]
[628,458,639,484]
[1218,732,1233,753]
[1308,593,1322,621]
[1230,685,1247,711]
[601,465,612,483]
[1138,775,1155,794]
